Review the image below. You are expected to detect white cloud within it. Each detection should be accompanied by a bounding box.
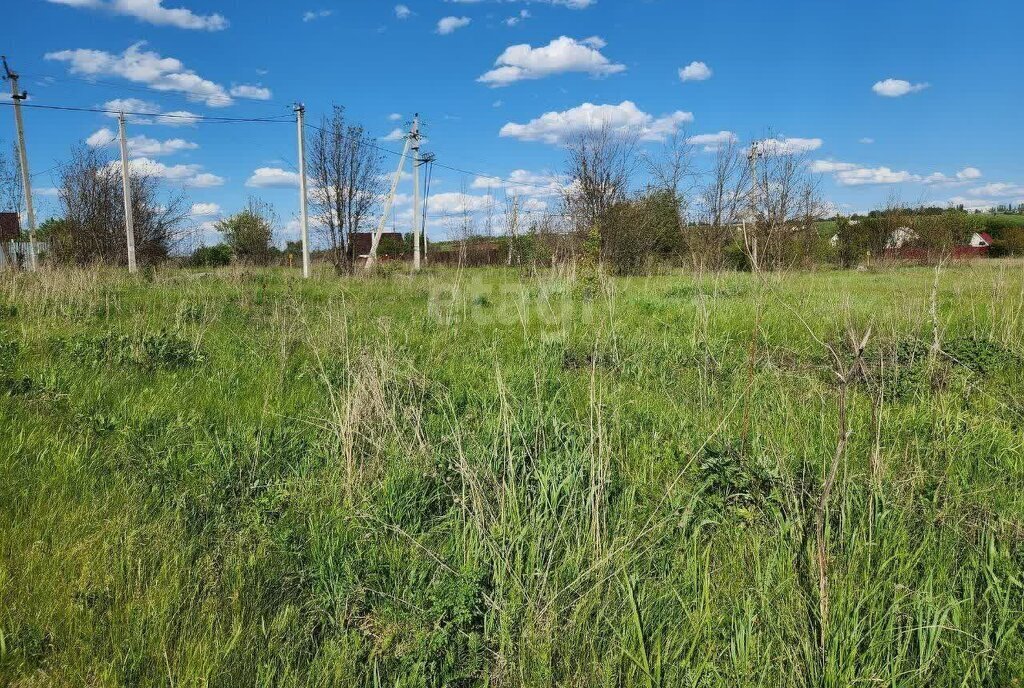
[814,159,988,189]
[46,42,234,107]
[679,61,712,82]
[945,196,997,211]
[471,169,566,197]
[388,112,402,121]
[97,99,200,127]
[872,78,929,97]
[230,84,272,100]
[810,160,858,174]
[437,16,471,34]
[302,9,332,22]
[157,110,200,126]
[859,137,874,144]
[687,130,736,152]
[505,9,530,26]
[969,182,1024,198]
[427,192,495,215]
[86,127,197,155]
[381,128,406,141]
[101,97,161,123]
[500,101,693,144]
[190,202,221,217]
[46,0,227,31]
[479,36,625,87]
[112,156,223,187]
[246,167,299,188]
[395,4,412,19]
[754,137,822,155]
[837,167,919,185]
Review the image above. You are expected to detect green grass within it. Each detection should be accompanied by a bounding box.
[1,262,1022,686]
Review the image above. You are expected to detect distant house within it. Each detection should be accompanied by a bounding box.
[970,232,994,248]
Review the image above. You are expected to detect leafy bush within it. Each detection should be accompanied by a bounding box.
[189,243,232,268]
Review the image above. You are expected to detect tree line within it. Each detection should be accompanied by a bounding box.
[2,114,1023,273]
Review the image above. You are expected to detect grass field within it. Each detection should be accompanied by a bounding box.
[1,262,1023,686]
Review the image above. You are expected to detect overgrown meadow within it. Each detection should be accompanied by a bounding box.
[1,262,1022,686]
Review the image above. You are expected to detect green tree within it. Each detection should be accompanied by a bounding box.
[216,198,276,265]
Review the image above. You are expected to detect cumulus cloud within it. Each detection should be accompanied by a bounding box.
[229,84,272,100]
[427,192,496,215]
[479,36,625,86]
[45,0,227,31]
[872,78,929,97]
[395,4,412,19]
[157,110,201,126]
[97,98,200,127]
[679,61,712,82]
[945,196,997,212]
[500,101,693,144]
[46,42,234,107]
[381,128,406,142]
[810,160,858,174]
[86,127,198,155]
[968,182,1024,198]
[811,159,919,186]
[687,131,737,152]
[246,167,300,188]
[837,166,919,185]
[110,156,222,187]
[437,16,471,34]
[814,159,987,188]
[190,202,221,217]
[471,169,566,197]
[859,137,874,144]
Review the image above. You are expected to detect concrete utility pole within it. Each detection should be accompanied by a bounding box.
[366,124,413,271]
[295,103,311,278]
[745,140,764,273]
[411,114,422,271]
[117,112,138,273]
[2,56,38,271]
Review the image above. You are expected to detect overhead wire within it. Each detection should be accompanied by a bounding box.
[0,100,293,124]
[4,98,568,203]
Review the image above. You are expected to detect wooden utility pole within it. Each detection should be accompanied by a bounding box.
[295,103,311,278]
[117,112,138,273]
[2,56,38,271]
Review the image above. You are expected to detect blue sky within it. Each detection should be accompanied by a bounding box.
[5,0,1024,245]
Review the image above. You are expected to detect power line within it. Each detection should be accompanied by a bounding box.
[0,100,293,124]
[5,97,566,197]
[303,120,564,196]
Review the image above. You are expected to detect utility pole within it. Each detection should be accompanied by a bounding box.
[117,112,138,273]
[2,56,38,271]
[745,140,763,273]
[411,114,422,271]
[295,103,311,278]
[366,124,413,271]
